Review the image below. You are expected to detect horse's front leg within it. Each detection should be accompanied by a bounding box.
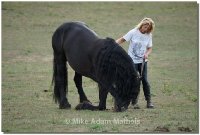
[98,84,108,110]
[74,72,91,103]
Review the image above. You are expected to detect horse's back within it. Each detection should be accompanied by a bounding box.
[53,22,101,79]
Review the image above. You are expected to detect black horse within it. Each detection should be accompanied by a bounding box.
[52,22,140,112]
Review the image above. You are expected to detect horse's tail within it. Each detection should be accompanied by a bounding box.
[52,29,68,104]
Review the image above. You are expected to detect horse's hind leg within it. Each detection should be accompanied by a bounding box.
[74,72,91,103]
[53,53,71,109]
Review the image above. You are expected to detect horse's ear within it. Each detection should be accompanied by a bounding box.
[104,37,117,47]
[105,37,115,43]
[106,37,113,40]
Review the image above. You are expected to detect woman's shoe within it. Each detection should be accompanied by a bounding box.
[147,100,154,108]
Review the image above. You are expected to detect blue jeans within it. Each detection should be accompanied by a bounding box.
[132,62,151,104]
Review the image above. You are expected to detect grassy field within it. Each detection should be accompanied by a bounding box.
[2,2,198,133]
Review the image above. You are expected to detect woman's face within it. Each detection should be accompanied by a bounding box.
[140,24,150,34]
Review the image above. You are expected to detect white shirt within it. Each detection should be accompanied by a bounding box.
[123,28,153,64]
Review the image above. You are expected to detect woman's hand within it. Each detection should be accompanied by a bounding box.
[144,53,149,59]
[115,37,126,45]
[144,47,152,59]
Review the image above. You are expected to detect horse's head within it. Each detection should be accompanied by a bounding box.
[111,72,140,112]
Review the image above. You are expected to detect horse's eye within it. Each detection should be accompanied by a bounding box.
[112,83,116,89]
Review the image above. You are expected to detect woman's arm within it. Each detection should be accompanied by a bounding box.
[144,47,152,59]
[115,37,126,45]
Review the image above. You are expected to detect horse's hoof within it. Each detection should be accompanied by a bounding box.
[121,107,127,112]
[75,103,84,110]
[59,103,71,109]
[81,100,92,104]
[112,106,127,112]
[99,107,106,111]
[75,102,97,111]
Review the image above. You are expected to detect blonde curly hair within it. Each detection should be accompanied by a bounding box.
[136,17,155,34]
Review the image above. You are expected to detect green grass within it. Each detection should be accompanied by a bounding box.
[2,2,198,133]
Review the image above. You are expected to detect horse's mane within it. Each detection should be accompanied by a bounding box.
[95,38,139,100]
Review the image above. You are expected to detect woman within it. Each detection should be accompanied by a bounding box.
[116,17,155,109]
